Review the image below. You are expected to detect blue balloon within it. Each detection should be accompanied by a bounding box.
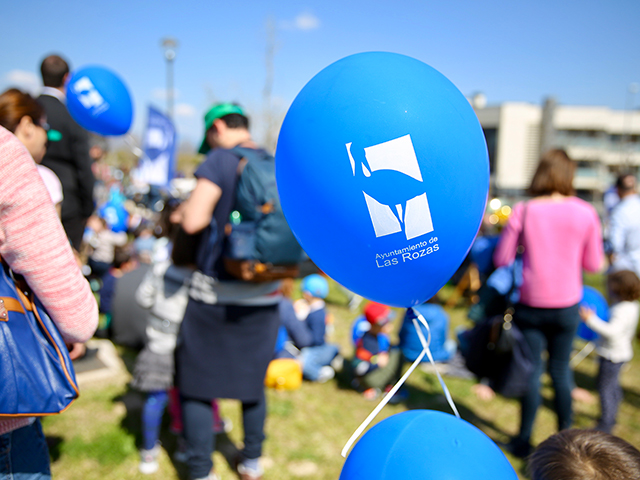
[98,201,129,233]
[340,410,518,480]
[578,285,610,342]
[276,52,489,307]
[66,66,133,136]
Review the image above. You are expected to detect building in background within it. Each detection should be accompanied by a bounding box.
[474,96,640,210]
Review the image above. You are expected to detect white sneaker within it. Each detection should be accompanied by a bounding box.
[317,366,335,383]
[238,460,263,480]
[139,444,160,474]
[330,354,344,372]
[194,474,220,480]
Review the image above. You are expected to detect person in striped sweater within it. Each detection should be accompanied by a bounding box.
[0,126,98,478]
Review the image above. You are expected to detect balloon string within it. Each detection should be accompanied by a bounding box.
[341,347,426,457]
[411,308,460,419]
[341,307,460,457]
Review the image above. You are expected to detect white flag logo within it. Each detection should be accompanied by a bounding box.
[346,134,434,241]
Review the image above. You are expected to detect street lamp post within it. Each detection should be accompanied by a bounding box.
[161,37,178,119]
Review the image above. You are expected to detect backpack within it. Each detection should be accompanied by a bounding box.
[223,147,303,282]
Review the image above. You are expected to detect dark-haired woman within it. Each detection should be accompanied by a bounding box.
[0,88,63,215]
[493,149,604,457]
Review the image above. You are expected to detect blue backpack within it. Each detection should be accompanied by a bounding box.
[223,147,303,281]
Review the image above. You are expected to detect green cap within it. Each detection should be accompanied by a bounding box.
[198,103,246,154]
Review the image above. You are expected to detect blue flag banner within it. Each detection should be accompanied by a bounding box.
[134,106,176,186]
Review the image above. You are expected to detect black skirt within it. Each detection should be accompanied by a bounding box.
[175,300,279,402]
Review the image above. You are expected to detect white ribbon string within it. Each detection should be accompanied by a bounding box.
[341,306,460,457]
[411,309,460,419]
[570,341,596,368]
[341,347,426,457]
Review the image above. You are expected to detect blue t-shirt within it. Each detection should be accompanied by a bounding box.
[305,308,327,347]
[193,147,274,279]
[277,297,313,349]
[400,304,451,362]
[99,271,117,314]
[357,332,391,358]
[193,148,241,279]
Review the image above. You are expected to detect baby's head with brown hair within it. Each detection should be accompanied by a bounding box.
[608,269,640,303]
[528,429,640,480]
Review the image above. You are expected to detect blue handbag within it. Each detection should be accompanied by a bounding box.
[0,260,79,417]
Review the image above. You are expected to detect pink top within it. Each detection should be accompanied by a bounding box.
[37,164,63,206]
[493,197,604,309]
[0,127,98,435]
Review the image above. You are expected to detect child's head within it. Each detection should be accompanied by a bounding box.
[300,274,329,300]
[608,269,640,302]
[527,429,640,480]
[87,214,107,232]
[112,246,135,272]
[364,302,394,333]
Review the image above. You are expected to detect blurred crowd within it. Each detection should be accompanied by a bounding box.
[1,51,640,480]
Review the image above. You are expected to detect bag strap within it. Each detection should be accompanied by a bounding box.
[0,257,35,312]
[516,202,528,256]
[230,146,275,215]
[504,202,528,318]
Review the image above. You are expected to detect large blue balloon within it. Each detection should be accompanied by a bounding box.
[340,410,518,480]
[578,285,610,342]
[276,52,489,307]
[66,66,133,136]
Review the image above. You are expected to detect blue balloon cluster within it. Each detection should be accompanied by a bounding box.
[340,410,518,480]
[577,285,610,342]
[66,66,133,136]
[276,52,489,307]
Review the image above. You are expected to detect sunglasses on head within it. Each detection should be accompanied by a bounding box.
[33,117,50,131]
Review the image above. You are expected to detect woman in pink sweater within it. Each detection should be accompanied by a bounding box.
[493,149,604,458]
[0,126,98,478]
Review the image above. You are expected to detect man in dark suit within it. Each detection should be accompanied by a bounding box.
[38,54,95,250]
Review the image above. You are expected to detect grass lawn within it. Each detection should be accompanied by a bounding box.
[43,276,640,479]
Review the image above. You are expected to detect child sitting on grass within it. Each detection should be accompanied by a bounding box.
[579,269,640,433]
[292,274,341,383]
[351,302,404,400]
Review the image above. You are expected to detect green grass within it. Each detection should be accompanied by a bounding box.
[43,277,640,479]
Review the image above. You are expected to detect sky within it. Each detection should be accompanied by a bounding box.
[2,0,639,150]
